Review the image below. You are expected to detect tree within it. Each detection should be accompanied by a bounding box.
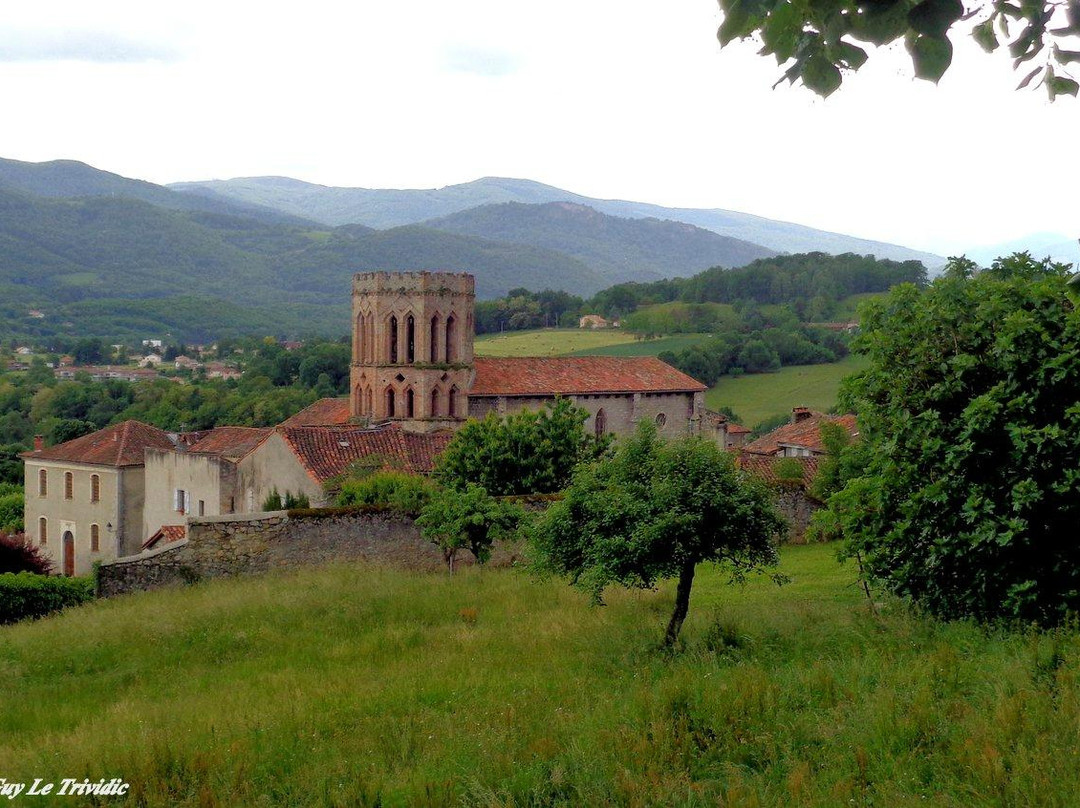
[820,253,1080,623]
[532,422,785,647]
[435,398,608,495]
[717,0,1080,99]
[416,484,523,574]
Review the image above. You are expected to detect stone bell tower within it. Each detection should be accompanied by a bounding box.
[350,271,475,432]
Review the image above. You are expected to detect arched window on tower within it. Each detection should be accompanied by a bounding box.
[429,315,439,363]
[405,387,415,418]
[386,387,396,418]
[448,385,459,418]
[388,316,399,364]
[406,315,415,363]
[355,385,364,415]
[355,313,365,362]
[366,317,374,363]
[430,388,440,417]
[595,408,607,438]
[365,387,373,415]
[446,314,457,363]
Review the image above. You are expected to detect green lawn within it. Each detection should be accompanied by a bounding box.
[2,544,1079,806]
[708,354,870,428]
[568,333,715,357]
[474,328,636,356]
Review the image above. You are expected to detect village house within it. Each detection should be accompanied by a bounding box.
[578,314,610,329]
[741,407,858,458]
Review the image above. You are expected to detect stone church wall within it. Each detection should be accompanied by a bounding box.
[97,509,524,597]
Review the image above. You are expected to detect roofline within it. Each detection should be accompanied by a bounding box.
[469,387,706,397]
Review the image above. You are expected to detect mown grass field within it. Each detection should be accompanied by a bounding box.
[3,544,1080,806]
[474,328,636,357]
[568,333,715,357]
[708,354,870,428]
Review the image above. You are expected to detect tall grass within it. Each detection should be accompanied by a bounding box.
[2,544,1079,806]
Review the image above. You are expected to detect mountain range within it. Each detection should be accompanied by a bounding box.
[0,156,954,342]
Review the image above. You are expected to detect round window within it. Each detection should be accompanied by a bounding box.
[655,413,667,427]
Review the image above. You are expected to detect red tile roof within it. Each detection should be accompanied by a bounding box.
[737,454,821,488]
[186,427,271,460]
[21,420,176,467]
[470,357,707,397]
[280,397,352,427]
[742,412,859,456]
[279,424,451,483]
[142,524,186,551]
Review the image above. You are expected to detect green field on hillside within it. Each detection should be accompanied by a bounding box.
[708,354,870,427]
[2,544,1078,806]
[474,328,636,356]
[568,333,715,357]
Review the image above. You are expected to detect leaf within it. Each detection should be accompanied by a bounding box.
[835,39,869,68]
[718,4,752,45]
[1016,64,1044,88]
[972,17,1000,52]
[851,0,912,44]
[908,0,965,36]
[801,50,844,95]
[1047,74,1080,98]
[1053,45,1080,64]
[760,1,806,60]
[907,33,954,81]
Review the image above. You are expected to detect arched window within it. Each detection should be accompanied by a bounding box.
[388,316,399,363]
[365,387,373,415]
[406,315,415,363]
[448,385,459,418]
[38,468,47,497]
[90,474,100,503]
[429,315,440,363]
[430,388,440,417]
[595,408,607,438]
[39,517,47,546]
[386,387,396,418]
[64,472,74,500]
[355,313,365,362]
[405,388,415,418]
[355,385,364,415]
[91,524,100,552]
[445,314,457,363]
[655,413,667,427]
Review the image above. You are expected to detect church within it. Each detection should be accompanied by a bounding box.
[23,269,732,576]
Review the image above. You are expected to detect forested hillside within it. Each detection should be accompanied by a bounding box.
[422,202,776,281]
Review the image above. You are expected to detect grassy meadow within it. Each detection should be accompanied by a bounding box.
[3,544,1080,806]
[474,328,636,357]
[708,354,870,427]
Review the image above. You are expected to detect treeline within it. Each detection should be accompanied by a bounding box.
[472,252,927,335]
[0,338,354,484]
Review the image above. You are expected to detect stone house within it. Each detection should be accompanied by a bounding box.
[741,407,858,458]
[21,421,177,575]
[578,314,610,329]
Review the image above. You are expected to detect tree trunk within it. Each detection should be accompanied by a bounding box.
[663,560,697,648]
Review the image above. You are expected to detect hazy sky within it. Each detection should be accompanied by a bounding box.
[1,0,1076,256]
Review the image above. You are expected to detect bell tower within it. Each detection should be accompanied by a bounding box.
[350,271,474,431]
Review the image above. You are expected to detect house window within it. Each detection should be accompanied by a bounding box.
[90,524,100,552]
[64,472,73,500]
[655,413,667,427]
[175,489,187,513]
[39,517,47,546]
[90,474,100,503]
[38,468,47,497]
[595,408,607,438]
[198,500,205,517]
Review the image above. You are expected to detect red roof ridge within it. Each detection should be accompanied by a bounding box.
[471,356,707,396]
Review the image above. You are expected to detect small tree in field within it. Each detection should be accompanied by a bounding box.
[417,484,523,574]
[532,422,785,647]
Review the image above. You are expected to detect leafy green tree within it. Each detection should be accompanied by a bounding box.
[717,0,1080,98]
[0,491,23,532]
[736,338,781,373]
[435,398,607,495]
[532,422,785,647]
[336,471,440,516]
[416,484,523,574]
[822,253,1080,623]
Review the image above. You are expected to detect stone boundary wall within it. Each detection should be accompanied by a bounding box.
[97,509,522,597]
[773,486,822,544]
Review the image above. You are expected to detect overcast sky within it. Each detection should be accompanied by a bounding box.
[1,0,1076,256]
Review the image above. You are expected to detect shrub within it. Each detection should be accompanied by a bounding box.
[0,492,23,533]
[336,471,440,516]
[263,489,283,511]
[282,491,310,509]
[0,531,52,575]
[0,572,94,624]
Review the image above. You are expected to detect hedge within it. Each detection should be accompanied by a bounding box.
[0,573,94,625]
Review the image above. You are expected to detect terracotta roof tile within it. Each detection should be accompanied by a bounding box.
[470,356,707,397]
[186,426,272,460]
[742,412,858,456]
[21,420,176,467]
[142,524,186,551]
[279,423,450,483]
[280,397,352,427]
[737,454,821,488]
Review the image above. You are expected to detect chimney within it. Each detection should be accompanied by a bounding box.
[33,435,44,451]
[792,407,812,424]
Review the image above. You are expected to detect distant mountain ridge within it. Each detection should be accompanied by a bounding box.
[171,175,946,268]
[964,232,1079,269]
[421,201,776,282]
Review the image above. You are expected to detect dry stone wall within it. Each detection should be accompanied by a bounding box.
[97,508,523,597]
